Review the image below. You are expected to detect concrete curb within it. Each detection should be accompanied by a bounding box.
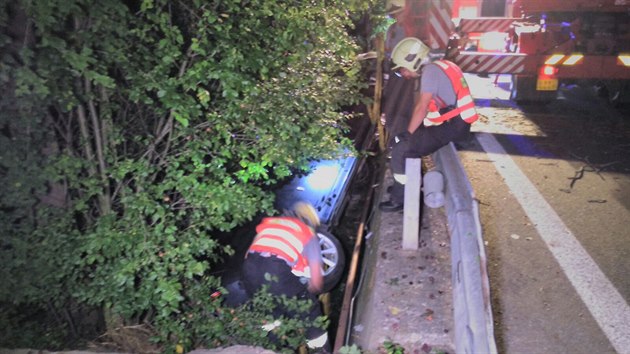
[433,142,497,354]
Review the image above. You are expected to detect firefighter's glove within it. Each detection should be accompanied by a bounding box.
[394,131,410,144]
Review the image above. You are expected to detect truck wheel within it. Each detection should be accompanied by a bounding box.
[317,229,346,293]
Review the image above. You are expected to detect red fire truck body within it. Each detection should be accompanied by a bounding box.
[399,0,630,103]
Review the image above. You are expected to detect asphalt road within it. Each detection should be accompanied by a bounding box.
[461,75,630,354]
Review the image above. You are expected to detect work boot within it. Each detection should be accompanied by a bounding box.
[379,200,404,212]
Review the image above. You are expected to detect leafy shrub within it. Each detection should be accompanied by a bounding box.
[0,0,375,350]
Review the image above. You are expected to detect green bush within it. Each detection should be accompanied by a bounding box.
[0,0,376,351]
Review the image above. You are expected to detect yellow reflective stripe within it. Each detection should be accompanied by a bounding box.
[426,108,441,125]
[563,54,583,65]
[291,267,311,277]
[267,218,303,232]
[457,95,474,106]
[426,110,441,119]
[424,118,442,126]
[393,173,407,184]
[435,60,449,70]
[251,237,300,262]
[258,228,305,253]
[460,107,476,119]
[545,54,564,65]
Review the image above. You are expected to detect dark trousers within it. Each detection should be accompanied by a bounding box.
[241,253,326,343]
[388,118,471,203]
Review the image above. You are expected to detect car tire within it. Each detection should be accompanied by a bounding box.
[317,229,346,293]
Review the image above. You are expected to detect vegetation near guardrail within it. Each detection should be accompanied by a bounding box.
[0,0,383,352]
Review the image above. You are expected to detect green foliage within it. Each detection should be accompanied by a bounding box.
[152,284,326,353]
[373,16,397,38]
[381,339,405,354]
[0,0,378,350]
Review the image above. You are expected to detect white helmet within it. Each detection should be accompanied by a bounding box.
[391,37,430,72]
[288,201,320,229]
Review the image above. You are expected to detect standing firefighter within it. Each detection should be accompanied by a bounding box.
[380,37,478,212]
[242,201,329,352]
[384,0,407,60]
[382,0,417,139]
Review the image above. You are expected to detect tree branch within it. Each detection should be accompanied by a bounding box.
[85,78,112,214]
[145,45,195,164]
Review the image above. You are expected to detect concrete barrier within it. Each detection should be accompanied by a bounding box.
[403,158,422,249]
[433,142,497,354]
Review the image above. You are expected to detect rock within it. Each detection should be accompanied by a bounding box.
[189,346,277,354]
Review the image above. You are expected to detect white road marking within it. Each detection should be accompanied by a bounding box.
[475,132,630,354]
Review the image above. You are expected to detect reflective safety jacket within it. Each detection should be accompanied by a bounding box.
[424,60,479,127]
[248,217,315,278]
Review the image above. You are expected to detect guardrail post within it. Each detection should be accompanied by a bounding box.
[402,158,421,250]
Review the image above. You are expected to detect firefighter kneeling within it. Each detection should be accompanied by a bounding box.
[242,201,330,352]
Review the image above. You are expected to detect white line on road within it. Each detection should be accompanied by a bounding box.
[475,132,630,354]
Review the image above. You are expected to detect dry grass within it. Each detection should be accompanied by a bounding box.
[91,324,162,354]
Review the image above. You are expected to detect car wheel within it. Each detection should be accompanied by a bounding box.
[317,229,346,293]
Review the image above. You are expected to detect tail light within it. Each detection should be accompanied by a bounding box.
[536,65,559,91]
[540,65,558,77]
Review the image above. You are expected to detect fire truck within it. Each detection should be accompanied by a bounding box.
[397,0,630,104]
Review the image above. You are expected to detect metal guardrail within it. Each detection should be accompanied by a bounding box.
[433,142,497,354]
